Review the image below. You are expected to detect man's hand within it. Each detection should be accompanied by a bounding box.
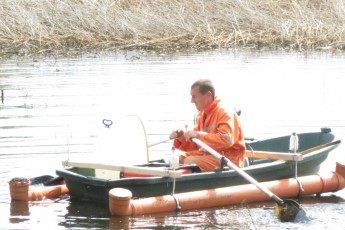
[185,130,197,140]
[169,129,184,139]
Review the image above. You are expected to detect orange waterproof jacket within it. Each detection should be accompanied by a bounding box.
[174,98,246,168]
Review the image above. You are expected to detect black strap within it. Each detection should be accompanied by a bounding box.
[295,177,305,198]
[172,194,181,211]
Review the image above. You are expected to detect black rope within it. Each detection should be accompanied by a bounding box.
[172,194,181,212]
[295,177,305,199]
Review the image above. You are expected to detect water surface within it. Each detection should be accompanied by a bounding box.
[1,51,345,229]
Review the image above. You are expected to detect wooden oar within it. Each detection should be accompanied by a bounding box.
[62,160,182,178]
[192,138,301,222]
[245,140,341,161]
[299,140,341,155]
[245,150,303,161]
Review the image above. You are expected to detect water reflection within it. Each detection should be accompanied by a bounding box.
[9,200,30,224]
[60,200,110,229]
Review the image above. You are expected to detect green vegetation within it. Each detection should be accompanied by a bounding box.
[1,0,344,57]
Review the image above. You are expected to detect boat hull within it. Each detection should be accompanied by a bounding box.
[56,130,339,205]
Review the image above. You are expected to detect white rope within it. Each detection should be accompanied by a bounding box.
[169,147,178,195]
[289,133,299,178]
[290,133,304,195]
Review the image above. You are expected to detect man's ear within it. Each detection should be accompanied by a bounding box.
[206,91,212,98]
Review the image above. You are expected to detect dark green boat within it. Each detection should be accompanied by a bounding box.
[56,128,340,205]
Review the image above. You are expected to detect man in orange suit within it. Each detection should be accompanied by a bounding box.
[170,79,246,172]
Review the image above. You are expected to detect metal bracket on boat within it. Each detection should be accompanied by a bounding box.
[245,145,255,165]
[214,156,229,172]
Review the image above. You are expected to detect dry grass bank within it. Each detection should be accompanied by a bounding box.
[1,0,344,57]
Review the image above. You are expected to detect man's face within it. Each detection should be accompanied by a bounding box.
[190,86,211,111]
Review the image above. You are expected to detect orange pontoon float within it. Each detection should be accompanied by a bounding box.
[109,161,345,216]
[9,178,69,201]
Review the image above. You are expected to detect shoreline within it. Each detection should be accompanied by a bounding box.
[1,0,345,58]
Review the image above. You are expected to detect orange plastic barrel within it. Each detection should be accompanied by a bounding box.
[109,162,345,216]
[9,177,69,201]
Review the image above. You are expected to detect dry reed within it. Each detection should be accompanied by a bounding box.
[1,0,344,56]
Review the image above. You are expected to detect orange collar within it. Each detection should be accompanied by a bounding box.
[203,97,220,115]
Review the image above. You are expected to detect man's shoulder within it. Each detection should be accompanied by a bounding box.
[216,101,237,115]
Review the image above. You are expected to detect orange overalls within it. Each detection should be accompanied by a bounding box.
[173,98,246,172]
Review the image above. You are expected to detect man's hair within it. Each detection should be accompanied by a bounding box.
[191,79,215,99]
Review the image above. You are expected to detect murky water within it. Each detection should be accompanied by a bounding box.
[1,51,345,229]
